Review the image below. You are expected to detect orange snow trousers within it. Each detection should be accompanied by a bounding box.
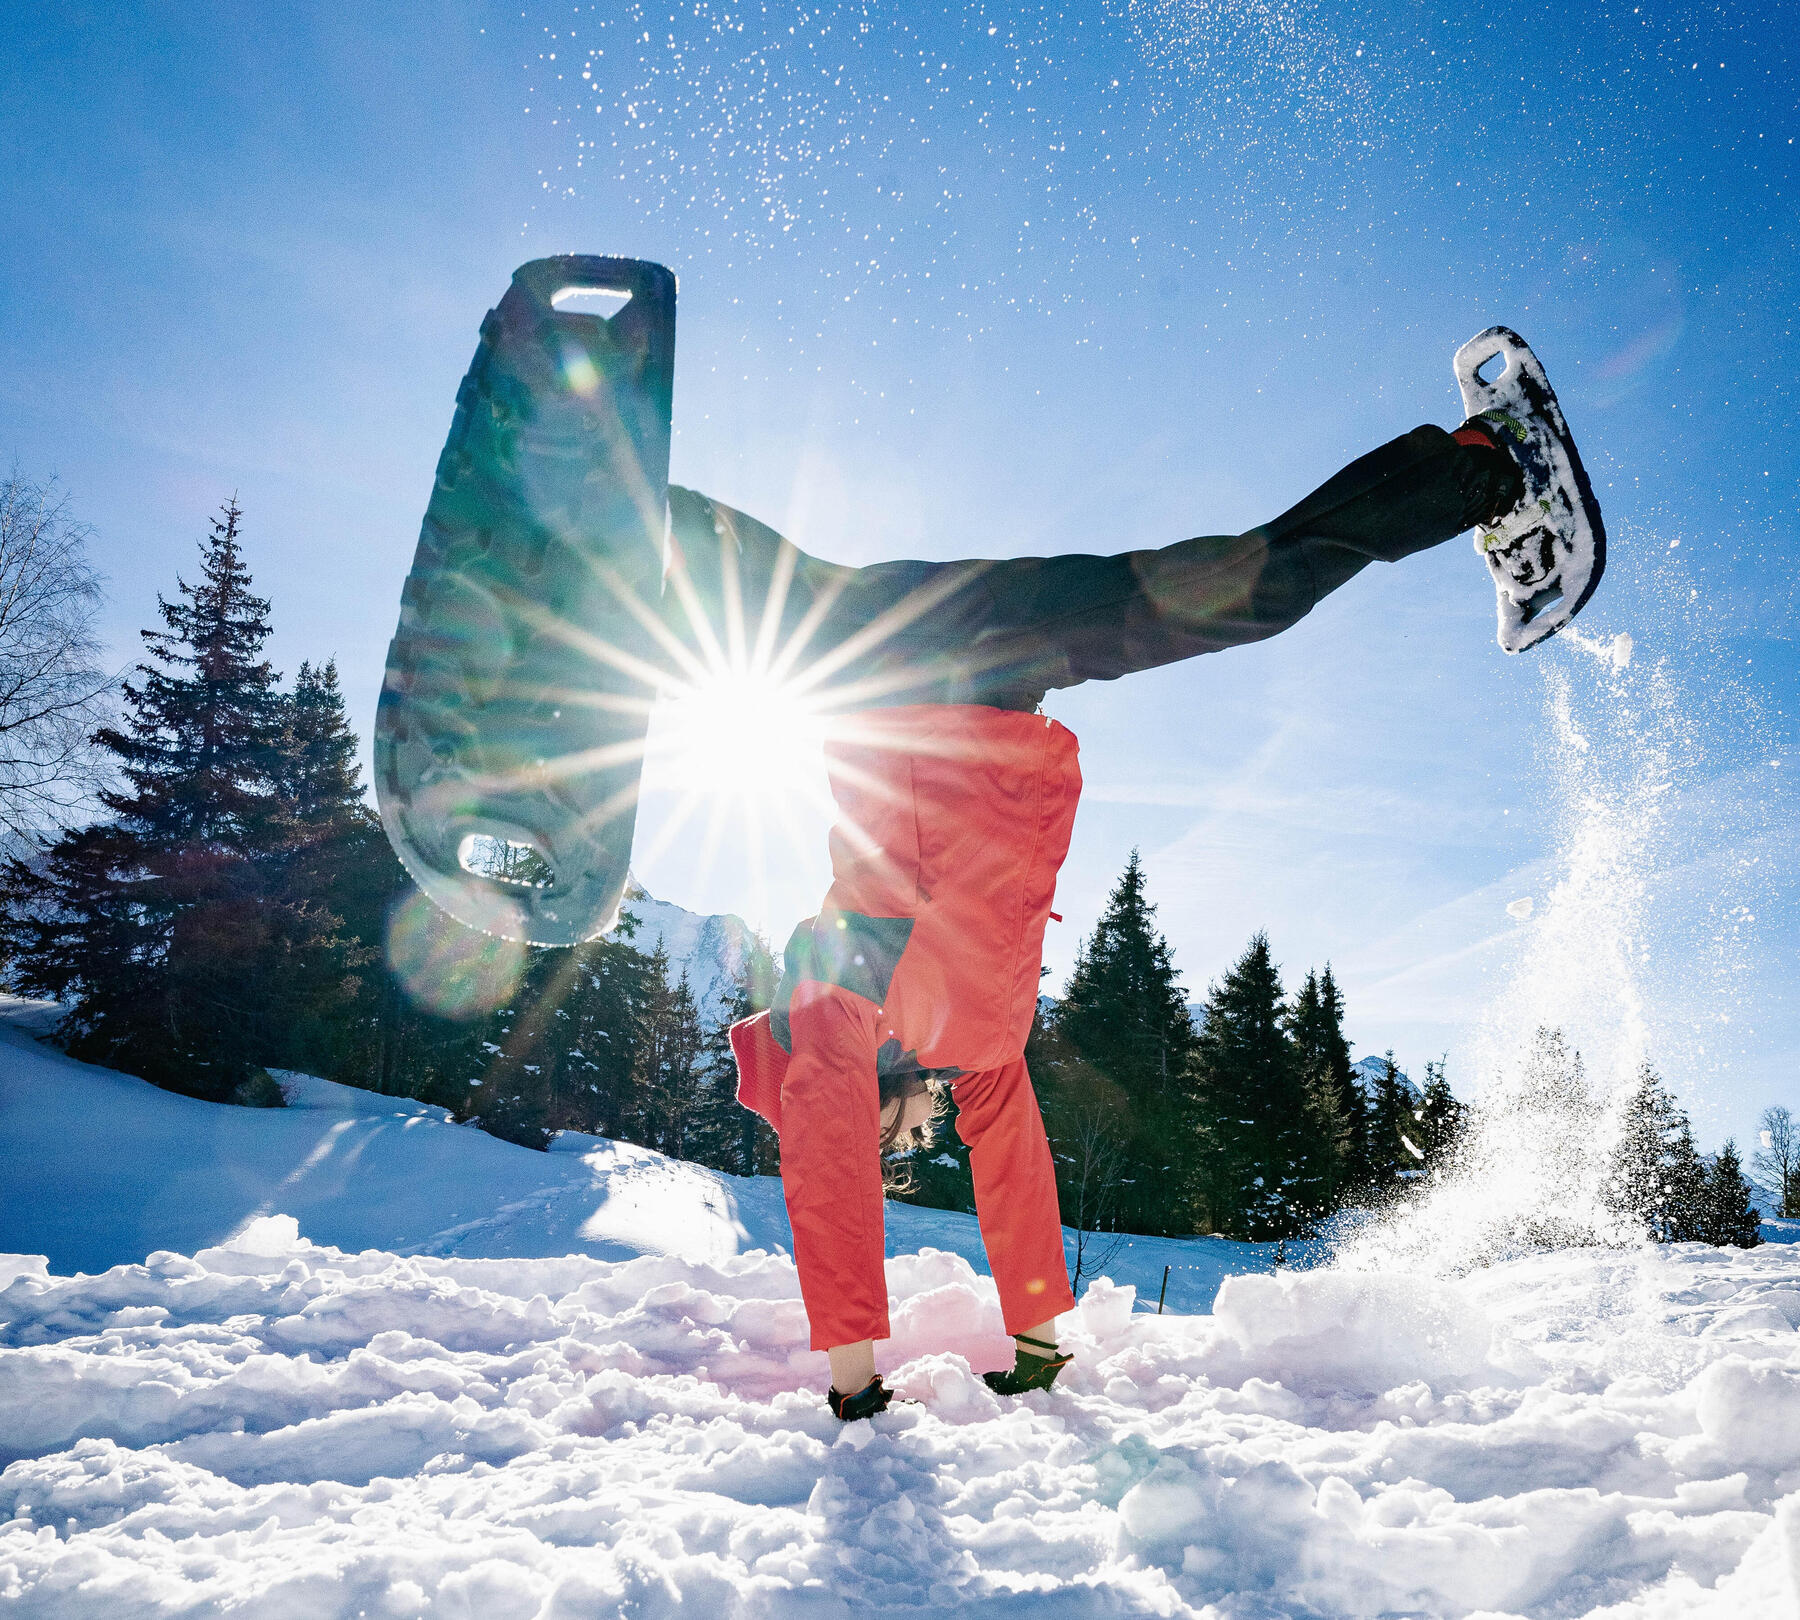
[730,704,1082,1350]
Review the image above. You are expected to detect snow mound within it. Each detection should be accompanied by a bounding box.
[5,1230,1800,1616]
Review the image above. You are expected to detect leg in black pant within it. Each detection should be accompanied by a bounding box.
[665,424,1521,712]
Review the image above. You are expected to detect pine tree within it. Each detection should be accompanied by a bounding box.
[1699,1141,1763,1249]
[641,966,705,1157]
[2,501,304,1099]
[1288,966,1367,1185]
[1053,850,1200,1234]
[1414,1057,1466,1174]
[1607,1063,1708,1242]
[1361,1051,1419,1196]
[1057,851,1197,1098]
[1192,933,1308,1238]
[1295,1063,1354,1218]
[456,911,663,1150]
[268,658,382,1079]
[686,943,780,1176]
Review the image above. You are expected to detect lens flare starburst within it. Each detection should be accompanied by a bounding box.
[650,664,830,805]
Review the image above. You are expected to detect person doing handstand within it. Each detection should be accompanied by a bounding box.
[705,329,1603,1420]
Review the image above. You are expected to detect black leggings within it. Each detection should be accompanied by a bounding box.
[667,424,1520,712]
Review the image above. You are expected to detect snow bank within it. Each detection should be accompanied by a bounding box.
[5,1224,1800,1615]
[7,1003,1800,1614]
[0,1001,1271,1311]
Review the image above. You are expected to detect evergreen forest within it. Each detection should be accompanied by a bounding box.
[0,502,1765,1249]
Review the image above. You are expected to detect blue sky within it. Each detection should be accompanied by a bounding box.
[2,2,1795,1147]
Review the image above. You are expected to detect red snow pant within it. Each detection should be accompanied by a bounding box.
[730,705,1082,1350]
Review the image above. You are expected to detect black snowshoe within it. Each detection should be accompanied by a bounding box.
[373,257,677,945]
[828,1375,897,1421]
[1455,326,1607,653]
[982,1334,1072,1396]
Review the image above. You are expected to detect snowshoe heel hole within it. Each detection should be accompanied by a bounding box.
[458,833,558,891]
[1475,350,1509,386]
[551,286,633,321]
[1520,583,1565,625]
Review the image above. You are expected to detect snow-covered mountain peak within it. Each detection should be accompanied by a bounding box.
[615,881,760,1024]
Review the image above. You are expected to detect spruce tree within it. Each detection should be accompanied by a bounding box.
[3,501,299,1099]
[1053,850,1199,1234]
[1608,1063,1707,1242]
[1415,1057,1466,1174]
[1699,1141,1763,1249]
[1296,1063,1354,1218]
[1057,850,1197,1097]
[1192,933,1308,1238]
[1288,966,1367,1184]
[1361,1051,1418,1196]
[269,658,382,1079]
[641,966,705,1157]
[686,943,781,1176]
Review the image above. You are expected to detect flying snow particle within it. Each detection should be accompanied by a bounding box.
[1506,897,1535,920]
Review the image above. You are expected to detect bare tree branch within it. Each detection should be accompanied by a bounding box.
[1752,1105,1800,1220]
[1064,1096,1129,1296]
[0,469,117,842]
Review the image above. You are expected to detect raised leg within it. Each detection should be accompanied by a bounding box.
[667,425,1520,712]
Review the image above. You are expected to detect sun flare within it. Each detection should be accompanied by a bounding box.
[649,666,831,804]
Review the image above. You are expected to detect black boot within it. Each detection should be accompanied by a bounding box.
[983,1334,1073,1396]
[827,1375,895,1422]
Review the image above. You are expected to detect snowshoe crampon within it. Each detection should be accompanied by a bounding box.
[375,257,677,945]
[1455,326,1606,654]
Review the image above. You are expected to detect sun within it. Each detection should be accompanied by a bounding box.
[647,664,831,806]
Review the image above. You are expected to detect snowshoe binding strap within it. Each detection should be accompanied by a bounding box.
[1454,326,1606,654]
[982,1334,1072,1396]
[828,1375,895,1422]
[374,256,678,945]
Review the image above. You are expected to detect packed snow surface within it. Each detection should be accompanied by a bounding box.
[5,1011,1800,1615]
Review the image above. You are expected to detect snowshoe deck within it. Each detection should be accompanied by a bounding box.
[374,257,677,945]
[1455,326,1607,653]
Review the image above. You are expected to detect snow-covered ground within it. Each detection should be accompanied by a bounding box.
[5,1008,1800,1616]
[0,1003,1261,1316]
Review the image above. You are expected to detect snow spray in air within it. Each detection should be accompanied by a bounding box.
[1339,555,1776,1275]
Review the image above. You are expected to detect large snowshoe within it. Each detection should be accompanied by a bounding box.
[1455,326,1606,653]
[374,257,677,945]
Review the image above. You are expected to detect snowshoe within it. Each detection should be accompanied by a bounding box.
[1454,326,1606,654]
[828,1375,896,1421]
[374,257,677,945]
[982,1334,1072,1396]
